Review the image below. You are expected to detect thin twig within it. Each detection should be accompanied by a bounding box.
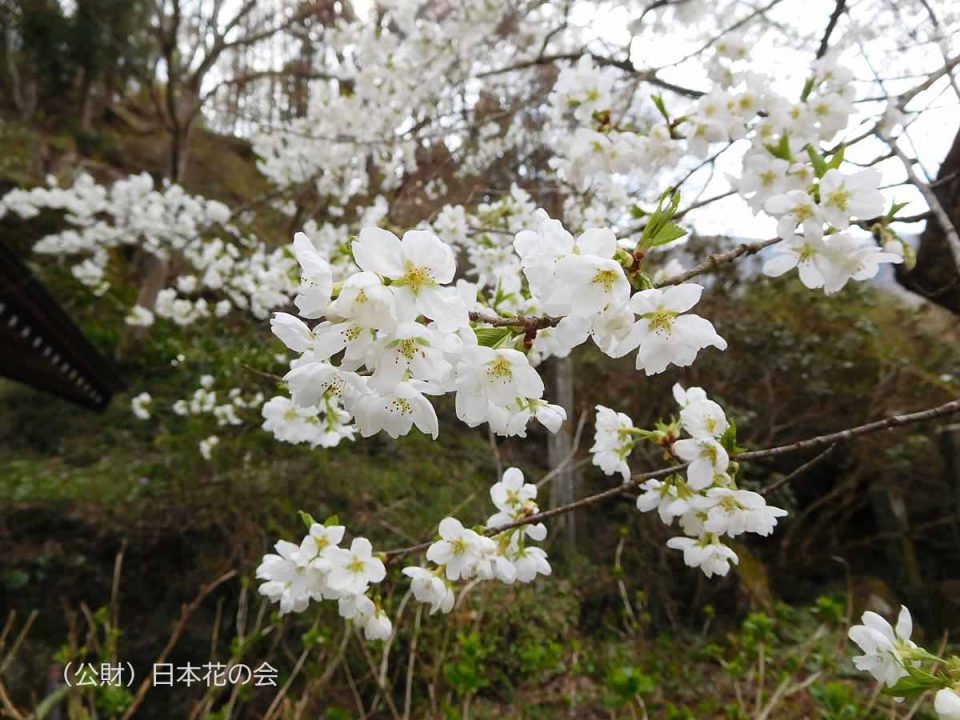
[0,611,38,676]
[264,643,313,720]
[121,570,237,720]
[355,628,401,720]
[0,678,26,720]
[403,605,422,720]
[655,238,781,287]
[761,444,840,496]
[815,0,847,59]
[877,129,960,274]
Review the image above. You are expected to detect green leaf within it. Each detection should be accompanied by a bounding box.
[884,665,946,699]
[646,222,687,247]
[826,144,845,170]
[652,94,670,123]
[324,514,341,527]
[764,133,792,162]
[719,420,747,454]
[806,145,827,178]
[886,200,909,221]
[298,510,317,529]
[637,189,685,252]
[475,327,512,347]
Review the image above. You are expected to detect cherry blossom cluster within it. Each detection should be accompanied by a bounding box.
[269,226,567,442]
[260,393,355,450]
[130,374,264,461]
[252,0,530,208]
[514,212,727,375]
[268,198,735,445]
[256,520,392,641]
[848,605,960,719]
[405,467,552,615]
[170,374,264,430]
[726,57,906,291]
[760,164,903,293]
[592,385,787,578]
[543,50,903,295]
[257,467,550,640]
[0,173,298,325]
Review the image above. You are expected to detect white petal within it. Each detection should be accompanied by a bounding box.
[353,227,405,277]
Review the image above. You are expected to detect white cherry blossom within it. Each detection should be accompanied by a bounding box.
[292,232,334,318]
[351,380,440,439]
[818,169,884,229]
[326,537,387,596]
[935,689,960,720]
[613,284,727,376]
[848,606,918,687]
[666,536,739,578]
[591,405,637,481]
[352,228,467,330]
[673,437,730,489]
[402,567,455,614]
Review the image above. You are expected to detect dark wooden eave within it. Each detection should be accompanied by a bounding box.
[0,242,126,411]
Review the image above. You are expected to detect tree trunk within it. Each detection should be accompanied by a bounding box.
[78,67,94,131]
[4,21,23,115]
[894,126,960,314]
[117,250,168,359]
[867,482,922,590]
[169,117,194,183]
[547,355,580,550]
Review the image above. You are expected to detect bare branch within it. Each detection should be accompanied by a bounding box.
[121,570,237,720]
[655,237,781,287]
[815,0,847,59]
[477,52,705,98]
[878,129,960,274]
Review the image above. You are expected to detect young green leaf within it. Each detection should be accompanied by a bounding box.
[475,327,513,348]
[806,145,828,178]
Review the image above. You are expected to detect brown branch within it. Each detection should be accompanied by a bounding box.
[815,0,847,60]
[477,52,705,98]
[0,678,26,720]
[467,311,560,330]
[855,211,932,230]
[878,129,960,274]
[735,399,960,460]
[896,53,960,109]
[383,399,960,560]
[654,237,782,287]
[760,444,840,496]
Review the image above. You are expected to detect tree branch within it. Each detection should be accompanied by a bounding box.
[654,237,781,287]
[815,0,847,59]
[383,399,960,560]
[878,129,960,275]
[477,51,705,98]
